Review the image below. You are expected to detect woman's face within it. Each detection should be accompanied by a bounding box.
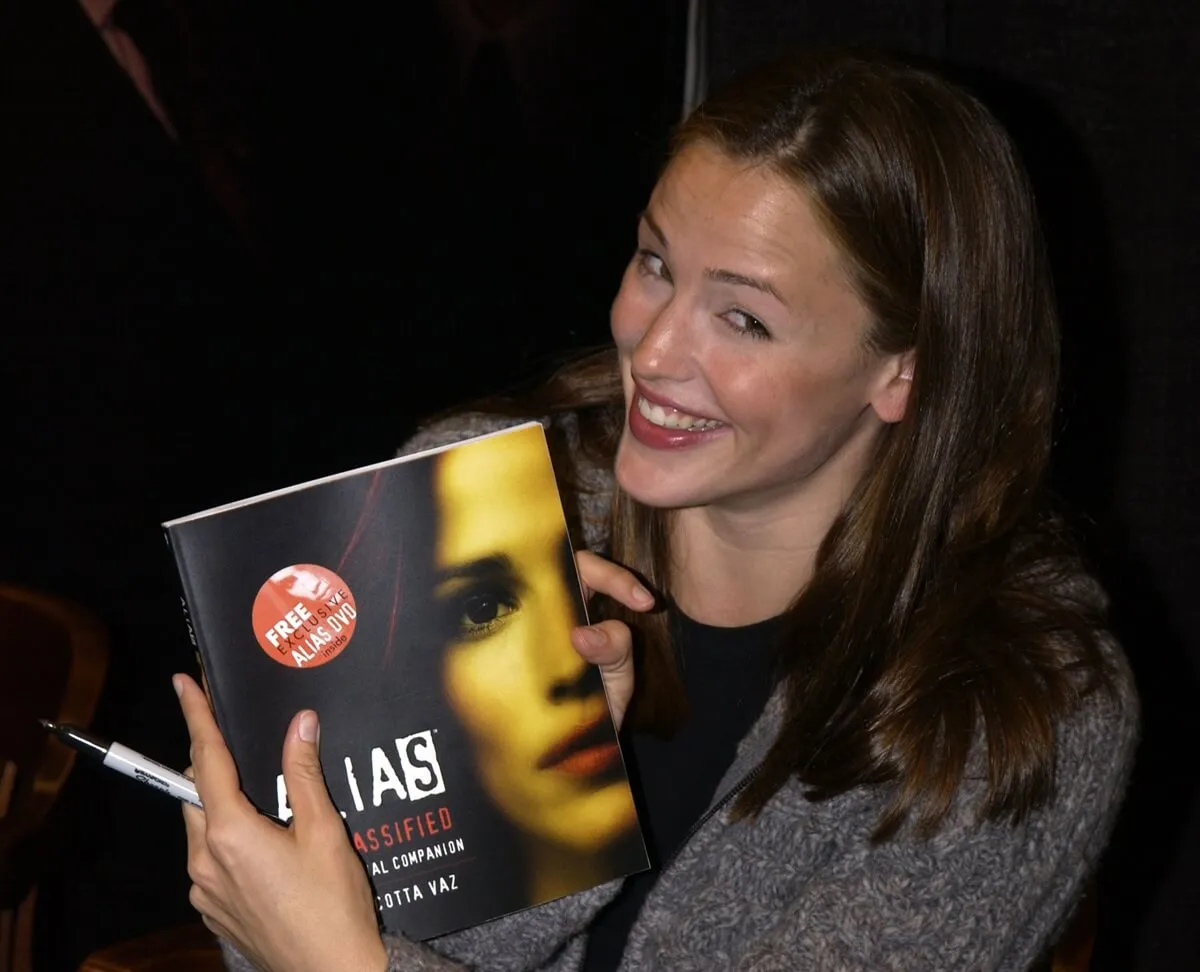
[610,143,912,520]
[434,428,637,852]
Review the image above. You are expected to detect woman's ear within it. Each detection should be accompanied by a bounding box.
[869,350,915,425]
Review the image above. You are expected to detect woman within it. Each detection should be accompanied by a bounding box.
[176,48,1138,970]
[426,427,645,911]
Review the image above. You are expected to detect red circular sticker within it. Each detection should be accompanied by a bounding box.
[252,564,357,668]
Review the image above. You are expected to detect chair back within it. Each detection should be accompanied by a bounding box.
[0,585,108,972]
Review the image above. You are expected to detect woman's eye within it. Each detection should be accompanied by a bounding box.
[457,592,518,637]
[635,249,670,282]
[723,308,771,340]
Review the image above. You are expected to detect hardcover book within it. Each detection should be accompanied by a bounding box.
[163,422,648,940]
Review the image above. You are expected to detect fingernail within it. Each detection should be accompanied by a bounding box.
[172,675,183,698]
[632,584,654,607]
[298,710,319,743]
[579,626,607,649]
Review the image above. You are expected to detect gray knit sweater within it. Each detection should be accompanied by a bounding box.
[220,414,1139,972]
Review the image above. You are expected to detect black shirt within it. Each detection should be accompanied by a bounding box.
[581,610,781,971]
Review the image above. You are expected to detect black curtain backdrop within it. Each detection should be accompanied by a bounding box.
[2,1,685,968]
[706,5,1200,969]
[2,0,1196,969]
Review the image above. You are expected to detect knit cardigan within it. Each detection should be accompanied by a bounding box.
[219,413,1138,971]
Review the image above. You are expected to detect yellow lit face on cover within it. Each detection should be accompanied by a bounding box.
[433,427,637,853]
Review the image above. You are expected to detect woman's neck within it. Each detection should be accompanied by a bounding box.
[666,449,870,626]
[666,506,821,626]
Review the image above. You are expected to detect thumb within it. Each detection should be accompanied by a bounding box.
[571,620,635,730]
[281,710,339,833]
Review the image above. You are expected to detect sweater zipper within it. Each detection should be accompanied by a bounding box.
[658,763,763,873]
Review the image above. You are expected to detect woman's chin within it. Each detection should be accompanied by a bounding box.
[614,441,706,511]
[531,782,640,854]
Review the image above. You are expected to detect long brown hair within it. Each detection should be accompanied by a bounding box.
[439,49,1118,840]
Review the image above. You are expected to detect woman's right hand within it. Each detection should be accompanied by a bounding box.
[570,550,655,730]
[175,676,387,972]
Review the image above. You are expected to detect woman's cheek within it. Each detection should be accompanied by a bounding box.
[443,655,491,734]
[445,646,522,739]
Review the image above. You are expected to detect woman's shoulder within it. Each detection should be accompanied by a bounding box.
[397,411,548,457]
[1053,611,1139,828]
[1029,557,1139,757]
[963,561,1139,873]
[994,552,1139,808]
[863,559,1139,867]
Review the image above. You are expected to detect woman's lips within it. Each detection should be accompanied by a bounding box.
[537,713,621,777]
[628,394,730,450]
[633,382,722,423]
[548,742,621,777]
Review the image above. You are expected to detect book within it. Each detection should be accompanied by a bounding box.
[163,421,648,940]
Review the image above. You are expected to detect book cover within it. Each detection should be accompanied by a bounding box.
[163,422,648,941]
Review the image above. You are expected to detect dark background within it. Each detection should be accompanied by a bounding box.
[1,0,1196,968]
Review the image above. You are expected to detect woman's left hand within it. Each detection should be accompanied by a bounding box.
[570,550,654,730]
[175,673,388,972]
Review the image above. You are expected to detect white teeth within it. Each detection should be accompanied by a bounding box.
[637,396,722,431]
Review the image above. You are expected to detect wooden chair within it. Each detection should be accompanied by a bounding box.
[1027,878,1098,972]
[76,923,222,972]
[1050,881,1098,972]
[0,584,108,972]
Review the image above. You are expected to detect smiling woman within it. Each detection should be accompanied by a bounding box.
[612,143,908,554]
[188,47,1137,972]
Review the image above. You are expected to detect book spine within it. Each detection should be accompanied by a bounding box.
[162,530,220,712]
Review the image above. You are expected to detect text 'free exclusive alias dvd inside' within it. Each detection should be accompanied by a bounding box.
[163,422,648,940]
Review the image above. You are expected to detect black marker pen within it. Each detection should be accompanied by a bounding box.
[40,718,203,807]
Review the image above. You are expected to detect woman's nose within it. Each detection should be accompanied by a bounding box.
[629,299,694,383]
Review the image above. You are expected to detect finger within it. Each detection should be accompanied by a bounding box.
[571,620,632,669]
[576,551,654,610]
[174,674,252,821]
[182,799,208,858]
[189,883,238,939]
[183,801,215,896]
[280,709,340,838]
[180,764,212,877]
[199,912,237,945]
[571,620,635,728]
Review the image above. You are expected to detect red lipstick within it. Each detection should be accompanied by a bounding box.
[627,389,729,450]
[537,714,621,778]
[633,383,720,421]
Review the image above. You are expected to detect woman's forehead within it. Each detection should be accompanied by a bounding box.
[652,145,805,237]
[433,432,565,564]
[647,144,856,314]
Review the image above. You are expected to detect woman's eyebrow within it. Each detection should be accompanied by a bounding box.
[639,210,668,247]
[703,268,791,310]
[639,210,790,310]
[435,554,519,587]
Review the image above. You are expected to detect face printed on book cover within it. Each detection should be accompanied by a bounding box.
[433,429,638,852]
